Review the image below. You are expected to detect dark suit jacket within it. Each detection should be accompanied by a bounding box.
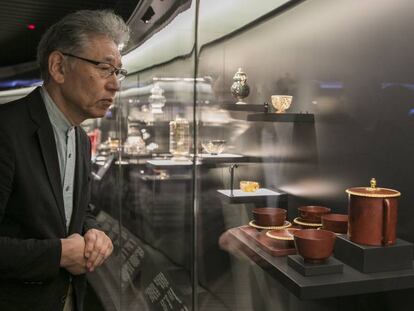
[0,88,98,311]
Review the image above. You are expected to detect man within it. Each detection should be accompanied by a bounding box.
[0,10,130,311]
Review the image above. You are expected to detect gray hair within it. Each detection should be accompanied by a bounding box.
[37,10,130,83]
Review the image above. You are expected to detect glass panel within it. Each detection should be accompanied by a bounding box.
[85,0,414,310]
[87,1,196,310]
[85,104,123,310]
[195,2,300,310]
[115,2,196,311]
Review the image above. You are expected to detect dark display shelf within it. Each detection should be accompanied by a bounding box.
[196,154,257,167]
[145,157,249,168]
[196,155,302,166]
[197,155,310,166]
[197,153,243,162]
[144,155,269,168]
[146,159,193,168]
[130,154,310,168]
[227,227,414,300]
[217,103,265,112]
[247,113,314,123]
[139,174,192,181]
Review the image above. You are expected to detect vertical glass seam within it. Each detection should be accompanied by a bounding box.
[192,1,200,310]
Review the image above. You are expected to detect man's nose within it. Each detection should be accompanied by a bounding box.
[106,74,120,92]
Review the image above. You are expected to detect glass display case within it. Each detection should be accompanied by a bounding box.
[84,0,414,310]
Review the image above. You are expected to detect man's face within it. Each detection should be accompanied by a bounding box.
[60,35,122,121]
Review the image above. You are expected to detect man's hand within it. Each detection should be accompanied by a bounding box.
[60,233,87,275]
[84,229,113,272]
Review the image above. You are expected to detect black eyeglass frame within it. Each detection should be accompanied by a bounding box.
[61,52,128,81]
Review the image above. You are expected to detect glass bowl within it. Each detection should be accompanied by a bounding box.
[240,181,260,192]
[271,95,293,113]
[202,140,226,155]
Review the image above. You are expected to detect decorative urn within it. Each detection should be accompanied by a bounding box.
[148,83,166,114]
[230,67,250,105]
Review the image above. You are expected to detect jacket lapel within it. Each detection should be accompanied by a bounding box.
[28,88,67,231]
[68,127,85,234]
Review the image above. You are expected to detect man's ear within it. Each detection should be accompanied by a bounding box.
[48,51,66,84]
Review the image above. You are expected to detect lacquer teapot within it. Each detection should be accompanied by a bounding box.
[346,178,401,246]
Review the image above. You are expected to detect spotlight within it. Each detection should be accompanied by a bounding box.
[141,6,155,24]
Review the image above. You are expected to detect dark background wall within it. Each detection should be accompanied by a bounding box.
[197,0,414,240]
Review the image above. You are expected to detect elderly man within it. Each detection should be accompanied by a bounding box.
[0,10,129,311]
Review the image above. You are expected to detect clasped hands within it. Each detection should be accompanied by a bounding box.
[60,229,113,275]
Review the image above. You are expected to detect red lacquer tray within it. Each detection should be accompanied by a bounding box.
[238,226,297,257]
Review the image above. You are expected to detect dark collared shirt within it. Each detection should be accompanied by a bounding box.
[41,87,75,231]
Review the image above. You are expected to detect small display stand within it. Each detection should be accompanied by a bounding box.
[334,235,413,273]
[217,163,288,206]
[145,159,193,180]
[287,255,343,276]
[217,188,287,205]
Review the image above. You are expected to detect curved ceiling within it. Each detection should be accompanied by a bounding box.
[0,0,139,68]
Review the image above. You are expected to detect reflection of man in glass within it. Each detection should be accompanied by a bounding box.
[275,73,296,95]
[0,10,129,311]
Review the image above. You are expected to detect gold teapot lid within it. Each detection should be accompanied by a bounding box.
[345,178,401,198]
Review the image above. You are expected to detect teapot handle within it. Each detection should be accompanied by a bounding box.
[383,198,392,245]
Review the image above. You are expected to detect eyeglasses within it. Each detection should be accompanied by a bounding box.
[61,52,128,81]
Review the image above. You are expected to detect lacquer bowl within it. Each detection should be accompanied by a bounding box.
[252,207,286,227]
[298,206,331,223]
[321,213,348,234]
[293,229,336,263]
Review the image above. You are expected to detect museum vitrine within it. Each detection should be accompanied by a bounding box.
[82,1,414,310]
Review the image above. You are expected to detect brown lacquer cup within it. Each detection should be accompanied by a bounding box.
[298,206,331,223]
[253,207,287,227]
[293,229,336,263]
[321,214,348,234]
